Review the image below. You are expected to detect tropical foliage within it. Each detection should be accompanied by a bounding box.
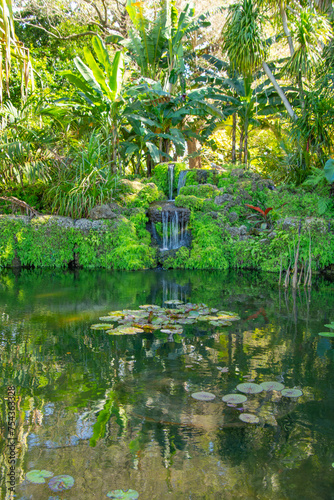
[0,0,332,217]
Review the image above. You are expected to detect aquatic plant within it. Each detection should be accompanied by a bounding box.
[48,475,75,492]
[26,470,53,484]
[236,383,263,394]
[239,413,260,424]
[191,392,216,401]
[259,381,285,392]
[222,394,247,404]
[281,388,303,398]
[318,322,334,337]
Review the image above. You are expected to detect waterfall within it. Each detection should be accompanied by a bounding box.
[177,170,188,195]
[161,210,182,250]
[168,164,174,200]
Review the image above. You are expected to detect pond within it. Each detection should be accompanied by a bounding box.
[0,269,334,500]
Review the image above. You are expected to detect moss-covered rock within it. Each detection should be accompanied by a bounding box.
[179,184,220,199]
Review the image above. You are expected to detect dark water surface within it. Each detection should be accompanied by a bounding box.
[0,269,334,500]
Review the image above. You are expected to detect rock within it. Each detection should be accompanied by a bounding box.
[248,172,262,181]
[238,188,252,201]
[147,201,190,224]
[209,211,219,219]
[0,215,31,224]
[231,168,245,178]
[226,227,240,239]
[268,231,277,239]
[74,219,93,230]
[304,217,327,234]
[108,202,124,213]
[239,225,248,235]
[239,234,251,241]
[277,217,299,231]
[228,211,239,224]
[49,216,75,228]
[214,194,234,206]
[89,204,117,220]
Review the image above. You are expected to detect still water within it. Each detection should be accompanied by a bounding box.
[0,269,334,500]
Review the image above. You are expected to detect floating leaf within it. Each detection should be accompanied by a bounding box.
[107,489,139,499]
[99,316,117,322]
[324,323,334,329]
[26,470,54,484]
[318,332,334,337]
[164,300,183,304]
[191,391,216,401]
[209,320,230,326]
[139,305,161,310]
[48,475,74,492]
[91,324,114,330]
[281,388,303,398]
[259,381,285,392]
[111,327,144,335]
[239,413,259,424]
[237,383,263,394]
[222,394,247,404]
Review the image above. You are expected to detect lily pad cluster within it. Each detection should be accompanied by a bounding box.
[191,380,303,425]
[91,301,240,336]
[26,470,74,493]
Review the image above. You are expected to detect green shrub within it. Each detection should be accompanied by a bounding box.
[174,195,204,211]
[127,184,165,209]
[179,184,220,198]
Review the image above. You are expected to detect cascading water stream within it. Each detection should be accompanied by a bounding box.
[168,164,174,200]
[161,210,188,250]
[177,170,188,195]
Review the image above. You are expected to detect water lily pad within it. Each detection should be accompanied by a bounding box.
[48,475,74,492]
[259,381,285,392]
[318,332,334,337]
[99,316,117,322]
[191,391,216,401]
[164,300,183,305]
[26,470,54,484]
[107,490,139,499]
[236,383,263,394]
[109,327,144,335]
[281,388,303,398]
[138,324,159,331]
[91,324,114,330]
[222,394,247,404]
[324,323,334,329]
[239,413,259,424]
[139,305,161,310]
[209,320,230,326]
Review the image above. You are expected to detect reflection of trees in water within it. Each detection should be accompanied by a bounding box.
[0,269,333,497]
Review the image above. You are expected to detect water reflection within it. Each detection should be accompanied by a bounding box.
[0,269,333,499]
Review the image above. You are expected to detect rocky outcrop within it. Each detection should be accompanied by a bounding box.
[147,201,190,224]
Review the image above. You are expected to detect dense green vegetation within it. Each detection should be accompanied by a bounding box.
[0,0,334,271]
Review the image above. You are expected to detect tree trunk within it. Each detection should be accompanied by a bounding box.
[262,62,297,121]
[280,2,294,56]
[232,113,237,163]
[244,127,248,166]
[146,154,152,177]
[238,130,244,163]
[187,137,202,169]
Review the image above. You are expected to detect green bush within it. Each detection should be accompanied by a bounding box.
[179,184,220,198]
[174,195,204,211]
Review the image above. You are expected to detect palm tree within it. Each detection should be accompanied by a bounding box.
[0,0,34,104]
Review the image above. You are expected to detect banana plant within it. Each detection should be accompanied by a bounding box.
[61,35,124,173]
